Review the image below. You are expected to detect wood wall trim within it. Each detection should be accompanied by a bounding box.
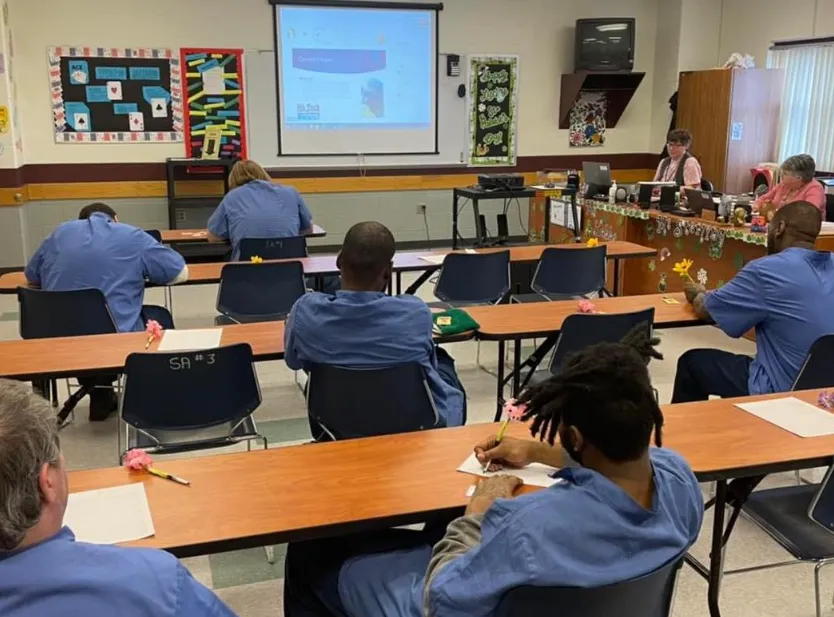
[4,169,655,204]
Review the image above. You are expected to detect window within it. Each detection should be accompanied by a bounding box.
[767,42,834,171]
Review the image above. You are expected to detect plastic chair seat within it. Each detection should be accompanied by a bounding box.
[743,484,834,561]
[127,417,261,456]
[214,313,288,326]
[511,293,581,304]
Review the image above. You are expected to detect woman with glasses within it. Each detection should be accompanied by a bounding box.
[653,129,703,190]
[754,154,826,217]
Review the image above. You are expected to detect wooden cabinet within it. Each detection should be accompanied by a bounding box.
[677,68,784,193]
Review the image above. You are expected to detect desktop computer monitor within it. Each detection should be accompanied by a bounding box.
[582,161,612,198]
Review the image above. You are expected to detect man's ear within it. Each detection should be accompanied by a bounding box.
[336,252,342,269]
[569,426,584,453]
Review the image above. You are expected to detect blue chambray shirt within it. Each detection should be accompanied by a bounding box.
[24,213,185,332]
[284,290,465,427]
[0,528,238,617]
[704,247,834,394]
[207,180,313,261]
[337,448,703,617]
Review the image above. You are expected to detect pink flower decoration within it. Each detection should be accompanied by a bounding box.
[819,391,834,410]
[145,319,163,340]
[578,299,596,314]
[122,449,153,471]
[659,247,671,262]
[503,399,527,421]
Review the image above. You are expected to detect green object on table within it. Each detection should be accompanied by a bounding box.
[432,309,480,336]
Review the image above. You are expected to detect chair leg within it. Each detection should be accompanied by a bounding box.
[476,340,502,378]
[815,561,823,617]
[265,545,275,564]
[796,470,803,485]
[262,437,268,450]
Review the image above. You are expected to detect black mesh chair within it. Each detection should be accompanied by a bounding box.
[495,557,683,617]
[145,229,163,243]
[511,245,606,303]
[17,287,118,417]
[238,236,308,261]
[433,251,511,307]
[119,343,266,458]
[215,261,306,325]
[306,363,440,441]
[700,178,715,192]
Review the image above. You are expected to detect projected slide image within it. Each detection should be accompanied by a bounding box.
[279,6,432,131]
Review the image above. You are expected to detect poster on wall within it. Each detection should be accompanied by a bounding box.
[569,92,606,147]
[48,47,184,143]
[180,48,247,159]
[467,55,519,166]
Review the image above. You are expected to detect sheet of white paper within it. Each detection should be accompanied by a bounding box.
[736,397,834,438]
[64,483,154,544]
[419,255,446,265]
[202,66,225,95]
[457,453,562,488]
[157,328,223,352]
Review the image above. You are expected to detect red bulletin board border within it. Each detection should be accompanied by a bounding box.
[180,48,247,159]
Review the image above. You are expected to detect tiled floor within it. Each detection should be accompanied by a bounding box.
[1,275,830,617]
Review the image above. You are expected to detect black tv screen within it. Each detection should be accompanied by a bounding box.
[574,18,636,72]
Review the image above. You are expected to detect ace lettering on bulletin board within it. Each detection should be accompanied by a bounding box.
[181,48,247,159]
[48,47,184,143]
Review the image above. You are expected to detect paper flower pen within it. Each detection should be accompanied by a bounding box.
[482,399,528,472]
[586,238,600,248]
[250,255,264,264]
[819,391,834,411]
[122,449,190,487]
[578,299,597,314]
[144,319,163,350]
[672,258,694,282]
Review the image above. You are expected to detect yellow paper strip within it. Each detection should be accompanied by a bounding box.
[204,103,224,109]
[225,119,241,126]
[189,111,207,117]
[223,73,239,79]
[191,129,207,136]
[223,89,242,95]
[187,90,204,104]
[186,72,201,78]
[212,54,223,59]
[188,58,206,67]
[221,131,237,136]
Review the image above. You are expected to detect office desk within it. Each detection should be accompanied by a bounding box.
[66,389,833,617]
[0,242,655,296]
[160,224,327,244]
[452,186,538,249]
[466,293,704,418]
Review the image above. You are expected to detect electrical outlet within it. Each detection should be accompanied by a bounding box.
[416,203,427,215]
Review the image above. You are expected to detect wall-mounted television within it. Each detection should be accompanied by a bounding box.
[574,18,636,72]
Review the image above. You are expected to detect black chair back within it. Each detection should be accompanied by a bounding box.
[121,343,261,431]
[793,334,834,391]
[700,178,715,192]
[825,193,834,223]
[145,229,163,243]
[307,363,440,441]
[216,261,306,321]
[532,246,606,298]
[495,557,683,617]
[434,251,510,306]
[548,309,655,374]
[238,236,308,261]
[17,287,117,339]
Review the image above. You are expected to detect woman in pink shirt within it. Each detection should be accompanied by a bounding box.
[755,154,826,216]
[653,129,703,189]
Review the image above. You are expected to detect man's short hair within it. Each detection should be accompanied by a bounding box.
[0,380,60,551]
[338,222,396,287]
[667,129,692,147]
[772,200,822,238]
[78,203,117,220]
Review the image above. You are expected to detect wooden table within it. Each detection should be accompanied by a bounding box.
[159,224,327,243]
[0,242,655,295]
[467,293,704,418]
[66,389,833,617]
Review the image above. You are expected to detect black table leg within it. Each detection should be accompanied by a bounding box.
[708,480,728,617]
[404,269,438,295]
[612,258,621,297]
[512,338,521,399]
[495,340,505,421]
[452,191,459,250]
[396,272,402,295]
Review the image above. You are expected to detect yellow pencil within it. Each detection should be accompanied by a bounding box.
[482,418,511,473]
[147,467,190,486]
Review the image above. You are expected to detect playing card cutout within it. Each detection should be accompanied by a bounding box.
[128,111,144,131]
[107,81,123,101]
[151,98,168,118]
[69,60,89,85]
[74,113,90,132]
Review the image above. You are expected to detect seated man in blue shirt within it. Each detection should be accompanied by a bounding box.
[284,327,704,617]
[25,203,188,420]
[0,379,238,617]
[285,221,466,429]
[672,200,834,402]
[207,160,314,261]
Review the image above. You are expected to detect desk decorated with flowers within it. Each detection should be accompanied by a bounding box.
[528,190,834,296]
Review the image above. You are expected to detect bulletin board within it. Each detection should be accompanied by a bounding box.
[181,48,247,159]
[48,47,184,143]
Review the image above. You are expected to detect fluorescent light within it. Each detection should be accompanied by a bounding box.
[596,24,628,32]
[584,38,596,42]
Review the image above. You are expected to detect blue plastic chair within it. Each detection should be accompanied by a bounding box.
[512,245,607,303]
[238,236,308,261]
[119,343,265,457]
[433,251,511,307]
[494,557,683,617]
[215,261,306,324]
[306,362,441,441]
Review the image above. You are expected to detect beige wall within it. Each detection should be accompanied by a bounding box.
[14,0,663,164]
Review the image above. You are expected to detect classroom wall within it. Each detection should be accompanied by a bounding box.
[718,0,834,68]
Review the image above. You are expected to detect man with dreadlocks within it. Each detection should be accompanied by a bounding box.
[283,326,703,617]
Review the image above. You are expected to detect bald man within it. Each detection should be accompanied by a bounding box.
[673,201,834,402]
